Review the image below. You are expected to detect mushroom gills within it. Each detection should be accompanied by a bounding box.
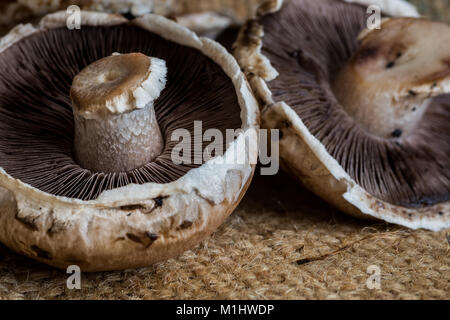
[258,0,449,208]
[0,25,242,200]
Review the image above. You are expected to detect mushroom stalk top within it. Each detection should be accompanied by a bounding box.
[70,53,166,173]
[332,18,450,139]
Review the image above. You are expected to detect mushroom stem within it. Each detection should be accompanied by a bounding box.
[70,53,166,172]
[332,18,450,138]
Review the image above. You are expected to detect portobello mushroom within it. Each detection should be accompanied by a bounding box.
[235,0,449,230]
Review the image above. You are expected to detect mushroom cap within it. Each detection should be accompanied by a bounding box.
[234,0,449,231]
[0,11,259,271]
[71,53,167,118]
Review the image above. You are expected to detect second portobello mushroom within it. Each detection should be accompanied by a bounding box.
[235,0,449,230]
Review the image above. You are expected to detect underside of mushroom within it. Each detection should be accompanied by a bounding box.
[235,0,449,229]
[0,23,243,200]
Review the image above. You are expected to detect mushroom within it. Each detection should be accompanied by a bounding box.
[0,0,265,37]
[0,11,259,271]
[168,0,264,25]
[174,12,235,39]
[235,0,449,230]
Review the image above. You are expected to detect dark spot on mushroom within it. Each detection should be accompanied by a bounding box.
[15,213,38,232]
[46,220,66,237]
[178,221,193,230]
[354,46,378,64]
[408,213,412,217]
[126,233,144,244]
[126,232,157,247]
[121,12,136,20]
[408,90,417,96]
[412,107,416,112]
[165,14,178,22]
[146,232,159,241]
[438,211,443,215]
[281,120,290,128]
[386,61,395,69]
[30,245,52,260]
[391,129,402,138]
[120,204,146,211]
[154,196,166,207]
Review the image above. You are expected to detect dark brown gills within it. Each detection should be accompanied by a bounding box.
[260,0,449,207]
[0,25,241,200]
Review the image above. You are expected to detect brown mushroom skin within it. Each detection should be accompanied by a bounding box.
[0,167,255,271]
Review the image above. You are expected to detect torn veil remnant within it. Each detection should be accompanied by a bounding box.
[234,0,449,231]
[0,11,259,271]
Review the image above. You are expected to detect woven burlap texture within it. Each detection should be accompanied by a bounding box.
[0,0,448,300]
[0,172,448,299]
